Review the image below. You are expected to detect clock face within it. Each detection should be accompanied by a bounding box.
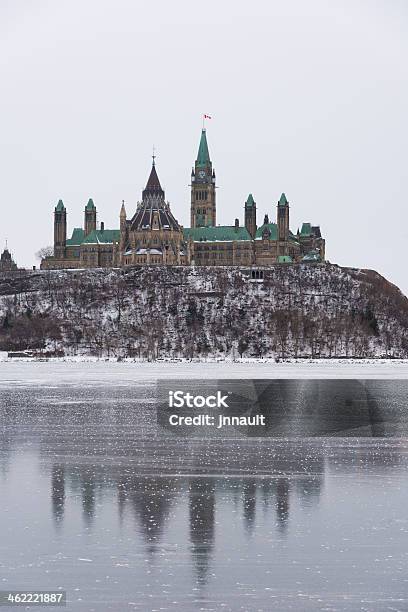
[198,170,206,179]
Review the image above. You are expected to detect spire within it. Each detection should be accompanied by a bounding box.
[120,199,127,217]
[143,160,165,199]
[246,193,255,207]
[278,193,289,206]
[196,129,211,166]
[85,198,95,210]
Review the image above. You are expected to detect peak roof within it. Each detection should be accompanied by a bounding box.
[143,163,164,199]
[278,193,289,206]
[196,129,211,166]
[246,193,255,207]
[85,198,96,210]
[55,199,65,211]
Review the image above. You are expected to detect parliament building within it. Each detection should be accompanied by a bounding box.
[41,130,325,270]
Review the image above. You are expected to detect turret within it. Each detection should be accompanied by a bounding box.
[54,199,67,259]
[84,198,97,237]
[244,193,257,239]
[120,200,127,232]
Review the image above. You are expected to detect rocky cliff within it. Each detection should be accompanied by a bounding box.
[0,264,407,359]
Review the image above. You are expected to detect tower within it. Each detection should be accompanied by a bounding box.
[54,199,67,259]
[277,193,289,242]
[84,198,97,236]
[190,129,216,228]
[244,193,257,239]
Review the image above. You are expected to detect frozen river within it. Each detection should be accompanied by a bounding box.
[0,362,408,611]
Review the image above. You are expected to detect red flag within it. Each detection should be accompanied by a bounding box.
[203,114,212,119]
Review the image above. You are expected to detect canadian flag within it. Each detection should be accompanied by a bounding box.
[203,114,212,119]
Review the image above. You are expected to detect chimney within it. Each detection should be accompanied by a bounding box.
[263,214,269,225]
[235,218,239,230]
[100,221,105,231]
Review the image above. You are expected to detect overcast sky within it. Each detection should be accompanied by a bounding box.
[1,0,407,293]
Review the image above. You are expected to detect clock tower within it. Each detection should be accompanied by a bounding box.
[190,129,216,228]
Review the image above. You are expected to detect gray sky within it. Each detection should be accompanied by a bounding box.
[1,0,407,294]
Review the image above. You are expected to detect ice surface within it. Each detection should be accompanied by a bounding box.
[0,365,407,611]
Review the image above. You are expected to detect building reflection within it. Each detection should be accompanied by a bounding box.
[275,478,290,534]
[242,479,257,535]
[48,446,326,567]
[188,478,215,585]
[117,474,178,550]
[36,377,408,588]
[51,465,65,527]
[47,438,406,539]
[81,467,96,526]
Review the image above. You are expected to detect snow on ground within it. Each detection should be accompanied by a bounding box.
[0,359,407,385]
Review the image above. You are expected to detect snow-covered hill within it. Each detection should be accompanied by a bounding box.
[0,264,407,359]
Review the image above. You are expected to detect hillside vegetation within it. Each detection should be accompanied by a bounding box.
[0,264,407,359]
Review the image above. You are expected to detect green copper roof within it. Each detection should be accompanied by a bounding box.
[183,225,251,242]
[82,229,120,245]
[277,255,293,263]
[246,194,255,207]
[55,199,65,211]
[278,193,288,206]
[66,227,119,246]
[300,222,312,236]
[85,198,96,210]
[66,228,85,246]
[255,223,278,240]
[196,129,210,166]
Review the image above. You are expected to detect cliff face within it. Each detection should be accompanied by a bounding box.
[0,264,407,359]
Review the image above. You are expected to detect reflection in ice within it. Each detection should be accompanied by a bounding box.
[0,376,408,611]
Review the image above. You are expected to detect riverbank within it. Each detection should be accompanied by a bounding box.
[0,358,407,383]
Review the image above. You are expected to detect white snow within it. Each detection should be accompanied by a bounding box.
[0,360,407,384]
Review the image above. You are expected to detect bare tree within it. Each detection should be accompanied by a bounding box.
[36,246,53,261]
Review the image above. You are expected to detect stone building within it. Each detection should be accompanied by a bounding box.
[41,129,325,270]
[118,162,188,266]
[0,246,18,272]
[182,130,325,266]
[42,198,119,270]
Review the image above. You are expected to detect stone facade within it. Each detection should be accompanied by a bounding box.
[0,247,18,272]
[118,163,188,267]
[41,129,325,270]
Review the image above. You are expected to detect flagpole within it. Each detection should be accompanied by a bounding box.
[203,113,211,129]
